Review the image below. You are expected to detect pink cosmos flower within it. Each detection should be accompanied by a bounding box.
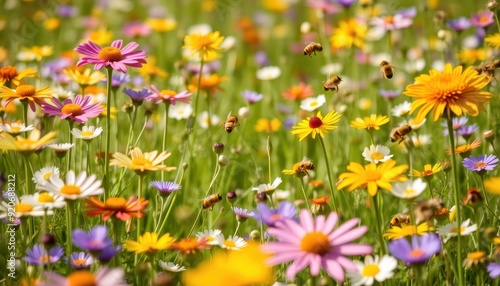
[261,209,373,282]
[146,85,192,105]
[42,94,103,123]
[74,40,147,73]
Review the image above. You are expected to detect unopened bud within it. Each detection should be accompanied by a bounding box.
[483,130,495,142]
[182,162,188,170]
[218,155,229,166]
[255,192,267,203]
[238,106,250,118]
[442,159,452,173]
[41,233,57,248]
[154,272,173,286]
[123,102,134,113]
[488,0,500,11]
[226,191,237,203]
[213,142,225,154]
[250,230,261,242]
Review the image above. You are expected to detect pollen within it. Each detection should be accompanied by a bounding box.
[16,85,36,98]
[38,193,55,203]
[81,131,94,137]
[104,197,127,210]
[61,103,84,116]
[309,116,323,128]
[67,270,97,286]
[15,203,34,213]
[61,185,81,195]
[362,264,380,277]
[161,90,177,98]
[98,46,123,62]
[43,172,52,180]
[73,259,87,266]
[301,231,331,255]
[450,226,465,234]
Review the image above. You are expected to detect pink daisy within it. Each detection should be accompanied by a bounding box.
[42,94,103,123]
[146,85,192,105]
[261,209,373,282]
[74,40,147,73]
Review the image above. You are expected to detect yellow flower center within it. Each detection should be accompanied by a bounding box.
[38,255,51,264]
[435,74,463,100]
[404,189,416,195]
[104,197,127,210]
[474,162,487,169]
[365,170,381,182]
[410,249,424,257]
[309,116,323,128]
[132,157,152,167]
[362,264,380,277]
[16,85,36,98]
[81,131,94,137]
[371,152,384,160]
[67,270,97,286]
[384,16,394,24]
[43,172,52,179]
[16,138,35,147]
[61,185,81,195]
[450,226,465,234]
[10,126,21,133]
[15,203,34,213]
[61,103,84,116]
[98,47,123,62]
[310,101,318,107]
[73,258,88,266]
[224,240,237,248]
[161,90,177,98]
[38,193,54,203]
[424,170,434,176]
[0,66,18,80]
[468,251,486,260]
[300,231,331,255]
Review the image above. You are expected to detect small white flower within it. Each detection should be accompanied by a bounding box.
[158,261,186,272]
[252,177,282,194]
[0,123,34,135]
[411,134,432,147]
[187,23,212,35]
[198,111,220,129]
[362,145,393,164]
[256,66,281,80]
[436,218,478,243]
[299,94,326,112]
[346,255,398,286]
[0,197,52,219]
[215,235,247,250]
[33,166,60,187]
[38,170,104,200]
[47,143,75,152]
[391,101,411,117]
[195,229,223,246]
[273,189,291,202]
[51,86,75,100]
[320,63,343,75]
[21,192,66,210]
[391,178,427,200]
[168,103,192,120]
[300,22,311,34]
[71,126,103,140]
[220,36,236,50]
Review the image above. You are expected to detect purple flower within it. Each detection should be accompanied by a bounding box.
[23,244,64,265]
[72,225,114,253]
[335,0,357,8]
[98,245,121,262]
[42,94,103,123]
[123,87,152,105]
[388,234,441,265]
[379,89,401,100]
[231,207,255,222]
[241,90,264,104]
[254,201,297,227]
[487,259,500,278]
[441,117,468,136]
[107,73,131,88]
[70,252,93,269]
[58,5,77,17]
[457,123,478,137]
[462,154,499,172]
[471,10,494,28]
[255,51,269,67]
[150,181,182,197]
[75,39,147,73]
[448,17,471,32]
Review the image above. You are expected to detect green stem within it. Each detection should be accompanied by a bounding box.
[156,165,186,233]
[193,60,205,120]
[372,194,387,254]
[21,101,29,133]
[161,103,170,181]
[23,155,30,196]
[67,121,74,172]
[446,117,464,286]
[66,201,74,273]
[299,179,311,211]
[480,177,500,223]
[133,116,149,147]
[267,135,272,184]
[104,67,113,200]
[318,136,338,212]
[233,221,241,237]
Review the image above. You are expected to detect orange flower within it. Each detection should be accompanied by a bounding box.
[171,237,210,255]
[188,74,226,94]
[0,66,37,87]
[446,139,481,155]
[282,82,313,101]
[85,196,149,221]
[309,196,330,206]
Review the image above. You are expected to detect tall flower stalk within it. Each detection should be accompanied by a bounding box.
[104,67,113,198]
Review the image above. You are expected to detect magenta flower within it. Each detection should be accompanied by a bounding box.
[42,94,103,123]
[388,234,441,265]
[146,85,192,105]
[471,10,494,28]
[261,209,373,282]
[75,39,147,73]
[307,0,340,14]
[462,154,499,172]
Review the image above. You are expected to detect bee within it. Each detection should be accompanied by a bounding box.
[479,59,500,79]
[304,42,323,57]
[224,112,240,133]
[202,194,222,210]
[380,60,394,79]
[324,74,342,92]
[390,124,412,144]
[390,214,411,228]
[414,198,445,224]
[293,157,315,176]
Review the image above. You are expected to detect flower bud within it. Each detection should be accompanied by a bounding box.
[250,230,261,242]
[154,272,173,286]
[41,233,57,248]
[488,0,500,11]
[483,130,495,142]
[441,159,452,173]
[122,102,134,114]
[255,192,267,203]
[461,188,483,208]
[238,106,250,118]
[226,191,237,203]
[218,155,229,166]
[182,162,188,170]
[213,142,225,154]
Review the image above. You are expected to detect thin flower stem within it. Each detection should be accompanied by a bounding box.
[267,135,272,184]
[156,166,186,233]
[135,174,144,273]
[299,179,311,211]
[85,141,91,174]
[233,221,241,237]
[193,60,205,121]
[23,155,30,196]
[104,67,113,200]
[133,115,150,147]
[65,201,74,273]
[480,177,500,223]
[22,101,28,134]
[318,136,338,212]
[67,121,74,172]
[316,9,331,64]
[161,103,170,181]
[372,194,387,254]
[495,12,500,33]
[126,105,139,152]
[446,117,464,286]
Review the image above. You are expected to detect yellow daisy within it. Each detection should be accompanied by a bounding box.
[0,129,56,154]
[146,18,177,33]
[485,33,500,49]
[0,84,53,111]
[446,139,481,156]
[63,68,105,87]
[110,147,176,175]
[20,46,53,62]
[403,64,492,122]
[183,31,224,61]
[254,118,281,133]
[124,232,175,255]
[330,18,367,50]
[384,222,434,240]
[86,29,113,46]
[412,163,442,178]
[0,66,37,87]
[457,48,488,65]
[350,114,389,130]
[484,177,500,195]
[138,57,168,82]
[336,159,408,196]
[291,110,341,141]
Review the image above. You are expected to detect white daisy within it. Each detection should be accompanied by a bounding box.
[195,229,223,246]
[220,36,236,51]
[47,143,75,153]
[51,86,75,101]
[256,66,281,80]
[299,94,326,112]
[391,101,411,117]
[346,255,398,286]
[436,218,478,243]
[187,23,212,35]
[198,111,220,129]
[362,145,393,164]
[71,126,103,141]
[252,177,282,194]
[33,166,60,187]
[391,178,427,200]
[0,123,34,135]
[168,103,192,120]
[38,170,104,200]
[411,134,432,147]
[0,197,52,219]
[215,235,247,250]
[273,189,291,202]
[158,261,186,272]
[21,192,66,210]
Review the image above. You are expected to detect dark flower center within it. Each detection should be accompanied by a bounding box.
[309,116,323,128]
[16,85,36,97]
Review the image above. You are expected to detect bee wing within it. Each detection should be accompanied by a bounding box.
[304,41,316,45]
[301,156,311,163]
[226,111,232,119]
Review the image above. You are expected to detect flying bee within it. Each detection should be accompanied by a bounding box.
[380,60,394,79]
[324,73,342,92]
[480,59,500,79]
[414,198,445,224]
[293,157,315,176]
[390,124,412,144]
[304,42,323,57]
[202,194,222,210]
[390,214,411,228]
[224,112,240,133]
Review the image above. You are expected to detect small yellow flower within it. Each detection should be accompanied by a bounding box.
[291,110,341,141]
[64,68,106,87]
[350,114,389,130]
[255,118,281,133]
[183,31,224,61]
[412,163,442,178]
[86,29,113,46]
[330,18,367,50]
[384,222,434,240]
[484,177,500,195]
[146,18,177,33]
[446,139,481,156]
[0,66,37,87]
[110,147,176,175]
[138,57,168,82]
[188,74,227,94]
[0,84,53,111]
[457,48,488,65]
[44,17,60,30]
[463,251,487,269]
[20,46,53,62]
[485,33,500,49]
[124,232,175,254]
[0,129,56,154]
